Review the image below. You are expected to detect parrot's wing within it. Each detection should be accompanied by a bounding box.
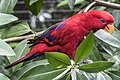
[29,23,67,47]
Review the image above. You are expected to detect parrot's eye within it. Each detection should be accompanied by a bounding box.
[99,18,106,24]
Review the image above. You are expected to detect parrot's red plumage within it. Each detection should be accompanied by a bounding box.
[5,10,115,69]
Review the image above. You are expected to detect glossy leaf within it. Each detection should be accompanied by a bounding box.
[107,55,120,69]
[96,72,112,80]
[51,67,70,80]
[105,71,120,80]
[75,32,95,63]
[20,68,66,80]
[79,61,114,73]
[0,39,15,56]
[0,13,18,26]
[45,52,71,68]
[95,29,120,48]
[74,0,84,5]
[8,42,19,48]
[30,0,38,5]
[24,0,43,16]
[3,22,33,38]
[89,45,104,61]
[20,65,65,80]
[0,0,18,13]
[7,40,30,72]
[12,60,49,80]
[12,59,66,80]
[0,73,10,80]
[112,28,120,41]
[68,0,75,9]
[112,10,120,27]
[76,72,88,80]
[95,38,115,57]
[59,73,71,80]
[101,43,114,56]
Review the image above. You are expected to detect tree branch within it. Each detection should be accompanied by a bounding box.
[3,0,120,42]
[95,0,120,9]
[83,1,96,12]
[3,31,43,42]
[83,0,120,12]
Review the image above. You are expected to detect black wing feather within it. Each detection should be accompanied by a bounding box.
[28,23,59,47]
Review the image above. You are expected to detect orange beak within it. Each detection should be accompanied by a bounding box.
[104,23,114,34]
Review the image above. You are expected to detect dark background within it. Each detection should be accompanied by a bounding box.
[13,0,79,31]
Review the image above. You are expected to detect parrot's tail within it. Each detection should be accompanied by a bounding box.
[5,53,41,69]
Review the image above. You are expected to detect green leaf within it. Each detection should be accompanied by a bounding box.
[10,40,30,62]
[0,73,10,80]
[101,43,114,56]
[7,40,30,72]
[112,10,120,27]
[68,0,75,9]
[95,37,117,57]
[78,61,114,73]
[95,29,120,48]
[53,68,71,80]
[12,60,49,80]
[45,52,71,68]
[89,45,104,61]
[0,56,6,65]
[76,72,88,80]
[12,60,65,80]
[0,0,18,13]
[0,39,15,56]
[20,67,65,80]
[8,42,19,48]
[75,0,84,5]
[57,0,84,7]
[112,28,120,41]
[96,72,112,80]
[0,13,18,26]
[58,73,71,80]
[29,0,38,5]
[0,29,4,39]
[57,0,68,7]
[105,71,120,80]
[75,32,95,63]
[24,0,43,16]
[3,22,33,38]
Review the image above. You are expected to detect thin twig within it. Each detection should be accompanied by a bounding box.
[3,0,120,42]
[95,0,120,9]
[83,1,96,12]
[78,1,96,13]
[3,31,43,42]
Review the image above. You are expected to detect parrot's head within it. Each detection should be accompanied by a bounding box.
[87,10,115,34]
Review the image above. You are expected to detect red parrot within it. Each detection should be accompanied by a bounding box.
[5,10,115,69]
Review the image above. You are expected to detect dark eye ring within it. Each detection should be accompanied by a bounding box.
[99,18,106,24]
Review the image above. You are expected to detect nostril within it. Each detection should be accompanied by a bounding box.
[106,26,110,30]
